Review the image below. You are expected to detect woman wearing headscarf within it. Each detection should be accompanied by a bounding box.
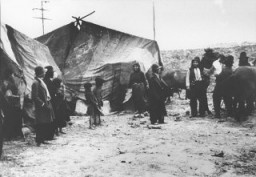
[186,57,204,117]
[129,62,148,117]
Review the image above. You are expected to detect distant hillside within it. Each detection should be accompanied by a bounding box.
[161,44,256,71]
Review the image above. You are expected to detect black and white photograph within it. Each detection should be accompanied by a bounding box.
[1,0,256,176]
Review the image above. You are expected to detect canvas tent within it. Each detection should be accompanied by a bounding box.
[37,21,162,111]
[0,23,61,123]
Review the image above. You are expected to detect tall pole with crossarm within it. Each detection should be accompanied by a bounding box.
[33,0,51,35]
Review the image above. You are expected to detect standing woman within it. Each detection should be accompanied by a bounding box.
[52,78,67,134]
[32,66,54,146]
[129,63,148,117]
[186,57,204,117]
[148,64,168,124]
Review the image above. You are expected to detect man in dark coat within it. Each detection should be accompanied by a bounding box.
[148,64,168,124]
[186,57,204,117]
[44,66,56,138]
[213,55,234,118]
[32,66,55,146]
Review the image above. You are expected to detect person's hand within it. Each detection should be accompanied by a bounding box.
[186,86,190,90]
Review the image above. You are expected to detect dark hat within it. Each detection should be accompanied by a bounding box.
[45,66,54,72]
[95,77,105,84]
[52,78,62,88]
[204,48,213,53]
[225,55,234,67]
[151,64,162,73]
[35,66,45,77]
[84,83,92,89]
[239,52,249,59]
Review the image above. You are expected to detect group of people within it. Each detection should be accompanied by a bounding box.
[32,66,71,146]
[186,51,251,119]
[129,62,169,125]
[0,50,252,149]
[129,51,252,123]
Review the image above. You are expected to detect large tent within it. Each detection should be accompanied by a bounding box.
[0,23,61,122]
[37,21,162,111]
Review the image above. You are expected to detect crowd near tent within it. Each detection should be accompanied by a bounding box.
[0,23,61,121]
[37,21,162,111]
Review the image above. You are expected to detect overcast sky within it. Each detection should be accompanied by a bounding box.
[1,0,256,50]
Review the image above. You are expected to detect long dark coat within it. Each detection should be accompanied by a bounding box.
[31,78,54,125]
[52,91,68,128]
[148,73,167,123]
[129,71,148,113]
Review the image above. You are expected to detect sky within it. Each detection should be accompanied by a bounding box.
[1,0,256,50]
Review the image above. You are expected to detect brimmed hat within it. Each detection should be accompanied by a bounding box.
[95,77,105,84]
[35,66,45,77]
[151,64,162,73]
[204,48,213,53]
[239,52,249,59]
[45,66,54,72]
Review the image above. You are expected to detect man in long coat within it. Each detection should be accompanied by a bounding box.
[148,64,168,124]
[32,66,55,146]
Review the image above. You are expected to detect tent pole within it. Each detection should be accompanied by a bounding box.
[153,0,156,41]
[0,0,1,39]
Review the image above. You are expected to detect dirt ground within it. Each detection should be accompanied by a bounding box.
[1,93,256,177]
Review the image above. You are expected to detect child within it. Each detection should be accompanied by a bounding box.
[84,83,100,129]
[93,77,104,125]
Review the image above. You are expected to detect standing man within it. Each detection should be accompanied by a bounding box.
[186,57,204,117]
[213,55,234,118]
[44,66,56,138]
[148,64,168,124]
[32,66,54,146]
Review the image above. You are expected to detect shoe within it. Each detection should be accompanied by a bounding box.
[158,122,167,124]
[36,142,41,147]
[89,126,95,130]
[151,122,158,125]
[42,141,50,144]
[60,131,66,134]
[48,138,57,141]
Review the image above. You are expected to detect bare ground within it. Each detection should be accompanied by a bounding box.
[1,94,256,177]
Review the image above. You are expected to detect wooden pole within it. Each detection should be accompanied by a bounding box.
[153,0,156,41]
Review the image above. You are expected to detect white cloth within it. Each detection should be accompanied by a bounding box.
[186,68,202,88]
[194,68,202,81]
[212,59,224,75]
[38,78,51,101]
